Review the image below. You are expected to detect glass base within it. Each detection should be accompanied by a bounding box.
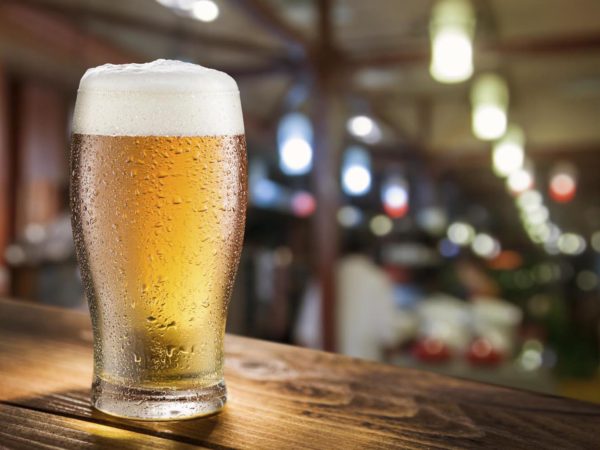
[91,376,227,421]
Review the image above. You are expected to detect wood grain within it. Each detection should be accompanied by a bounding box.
[1,298,599,449]
[0,403,204,450]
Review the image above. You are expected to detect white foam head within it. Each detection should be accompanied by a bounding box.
[73,59,244,136]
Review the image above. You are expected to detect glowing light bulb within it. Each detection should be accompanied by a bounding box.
[557,233,586,255]
[471,73,509,141]
[492,124,525,177]
[347,115,382,143]
[347,115,373,137]
[278,113,313,175]
[191,0,219,21]
[370,215,393,236]
[280,138,313,175]
[447,221,475,246]
[507,162,534,195]
[516,189,542,212]
[549,162,577,203]
[471,233,501,259]
[341,146,372,196]
[381,175,409,218]
[429,0,474,84]
[291,191,316,217]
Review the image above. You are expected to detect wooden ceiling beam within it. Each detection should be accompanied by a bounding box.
[7,0,281,59]
[228,0,309,54]
[0,2,140,81]
[349,31,600,68]
[367,142,600,199]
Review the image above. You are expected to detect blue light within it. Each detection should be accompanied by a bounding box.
[341,146,372,196]
[438,238,460,258]
[252,179,279,207]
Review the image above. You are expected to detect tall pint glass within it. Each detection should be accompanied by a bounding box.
[70,60,246,420]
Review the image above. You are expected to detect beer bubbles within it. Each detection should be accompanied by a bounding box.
[72,60,246,420]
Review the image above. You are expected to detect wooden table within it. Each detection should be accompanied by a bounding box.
[1,298,599,449]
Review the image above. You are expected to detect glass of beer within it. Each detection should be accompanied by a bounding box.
[70,60,246,420]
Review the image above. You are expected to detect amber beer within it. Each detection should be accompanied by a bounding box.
[70,60,246,420]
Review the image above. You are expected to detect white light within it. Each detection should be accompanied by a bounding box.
[337,206,362,228]
[156,0,178,6]
[516,189,542,212]
[176,0,197,10]
[527,222,551,244]
[471,233,500,259]
[447,221,475,246]
[471,73,509,141]
[383,185,407,208]
[472,105,507,141]
[527,222,560,246]
[347,115,382,143]
[277,112,313,176]
[576,270,598,291]
[522,206,549,226]
[507,168,533,194]
[280,138,313,175]
[430,29,473,83]
[191,0,219,21]
[342,146,371,196]
[342,166,371,195]
[361,124,382,144]
[557,233,586,255]
[493,142,523,177]
[370,214,393,236]
[347,115,373,137]
[492,124,525,177]
[429,0,474,84]
[520,349,542,371]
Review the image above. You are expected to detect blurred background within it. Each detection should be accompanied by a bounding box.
[1,0,600,402]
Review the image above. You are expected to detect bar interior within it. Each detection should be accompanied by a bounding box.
[1,0,600,447]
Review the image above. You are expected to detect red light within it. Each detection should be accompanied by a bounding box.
[466,338,503,366]
[384,203,408,218]
[291,191,316,217]
[487,250,523,270]
[549,173,576,203]
[412,338,451,363]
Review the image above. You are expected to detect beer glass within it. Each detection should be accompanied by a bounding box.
[70,60,246,420]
